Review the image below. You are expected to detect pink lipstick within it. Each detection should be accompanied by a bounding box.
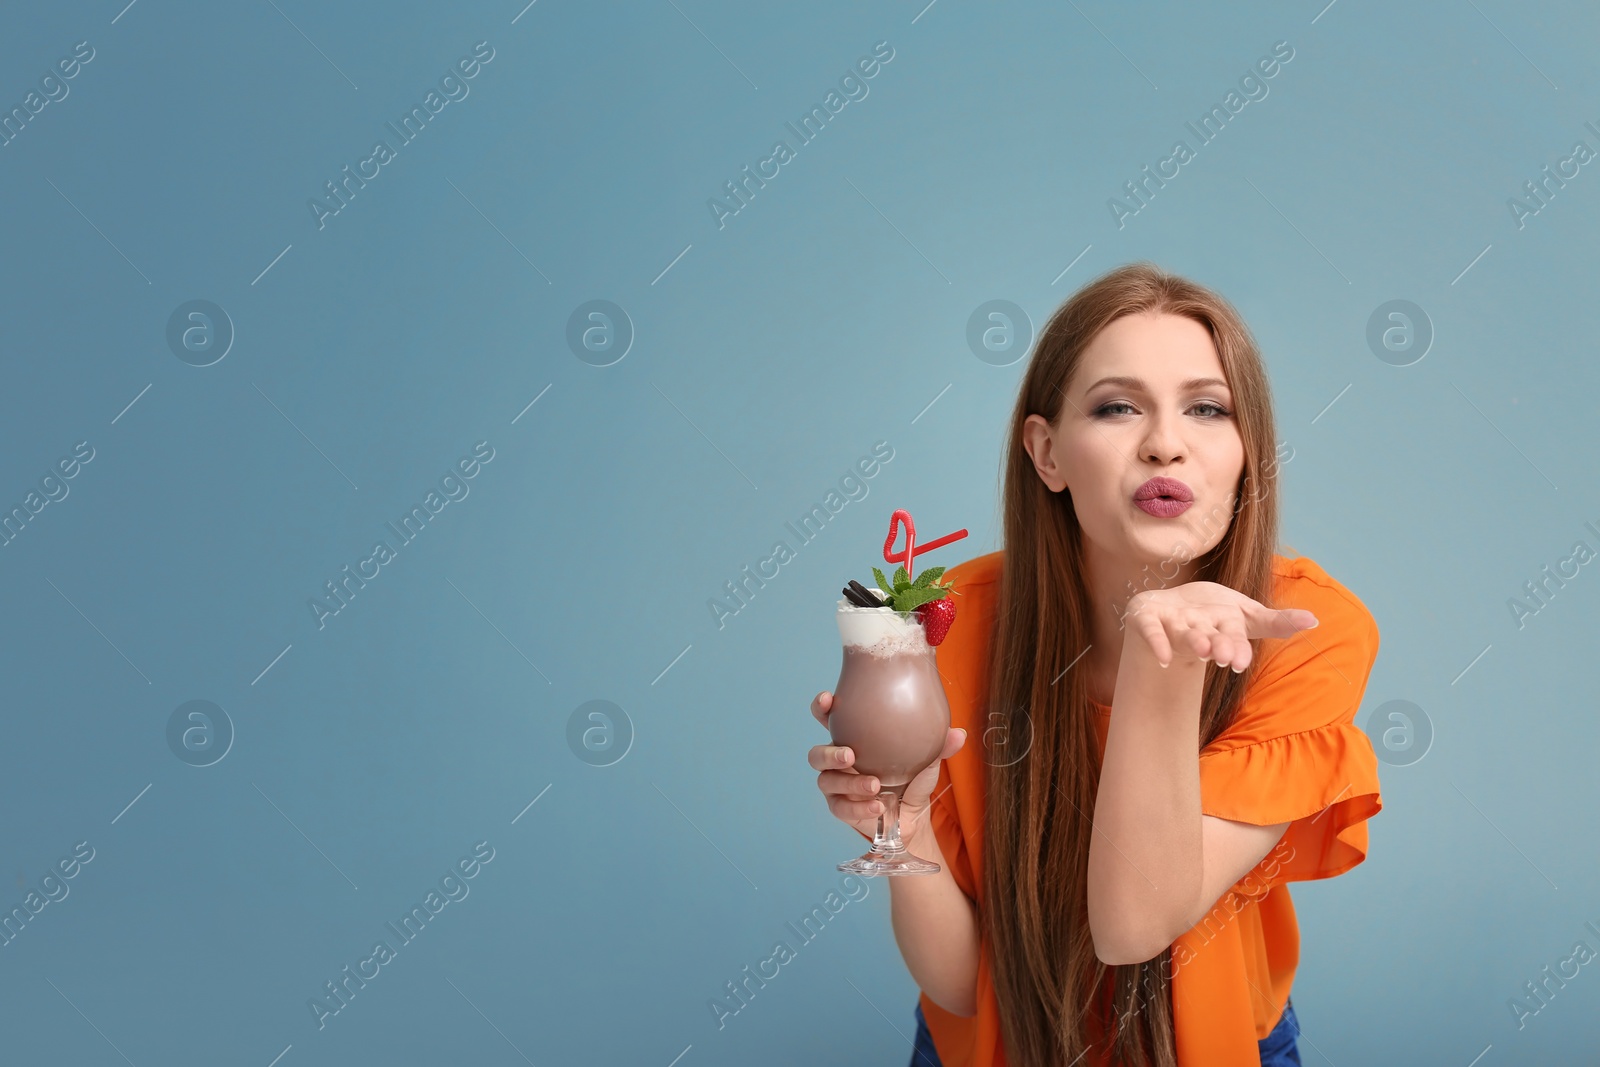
[1134,476,1193,518]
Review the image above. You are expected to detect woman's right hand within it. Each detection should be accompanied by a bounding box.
[809,690,967,842]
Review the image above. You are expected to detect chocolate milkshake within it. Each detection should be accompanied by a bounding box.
[828,604,950,787]
[827,511,966,876]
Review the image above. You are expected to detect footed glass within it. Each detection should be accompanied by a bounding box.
[828,598,951,876]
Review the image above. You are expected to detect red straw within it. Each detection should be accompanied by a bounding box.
[885,511,916,580]
[884,510,968,580]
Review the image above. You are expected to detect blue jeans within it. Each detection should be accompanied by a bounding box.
[1257,997,1303,1066]
[909,996,1302,1066]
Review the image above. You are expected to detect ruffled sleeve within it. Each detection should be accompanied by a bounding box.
[1196,566,1384,903]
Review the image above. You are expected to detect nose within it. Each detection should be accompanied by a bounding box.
[1139,407,1186,465]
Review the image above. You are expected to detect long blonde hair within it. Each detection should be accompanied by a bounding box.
[981,262,1285,1065]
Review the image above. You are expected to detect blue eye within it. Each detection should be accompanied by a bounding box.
[1092,401,1230,418]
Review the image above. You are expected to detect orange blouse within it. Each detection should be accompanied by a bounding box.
[881,550,1383,1066]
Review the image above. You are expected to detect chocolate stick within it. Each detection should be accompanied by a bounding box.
[848,580,886,606]
[841,585,878,608]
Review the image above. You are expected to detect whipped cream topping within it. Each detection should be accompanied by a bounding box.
[835,599,932,657]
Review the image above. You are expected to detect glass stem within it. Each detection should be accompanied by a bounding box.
[873,786,906,857]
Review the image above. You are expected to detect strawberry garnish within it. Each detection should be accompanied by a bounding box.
[861,564,960,645]
[915,595,957,646]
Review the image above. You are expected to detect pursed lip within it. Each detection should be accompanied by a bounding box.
[1133,476,1193,502]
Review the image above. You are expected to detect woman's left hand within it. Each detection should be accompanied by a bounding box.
[1123,582,1318,672]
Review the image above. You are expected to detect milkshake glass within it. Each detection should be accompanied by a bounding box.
[829,593,951,875]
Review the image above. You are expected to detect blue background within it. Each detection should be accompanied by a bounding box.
[3,0,1598,1063]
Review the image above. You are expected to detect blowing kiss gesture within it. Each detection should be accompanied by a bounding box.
[1121,582,1318,671]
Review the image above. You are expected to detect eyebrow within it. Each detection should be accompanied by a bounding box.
[1082,375,1230,393]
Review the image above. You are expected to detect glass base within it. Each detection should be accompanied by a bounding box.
[837,849,942,876]
[837,785,941,876]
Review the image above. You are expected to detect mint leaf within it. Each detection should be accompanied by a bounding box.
[889,588,934,612]
[872,567,893,597]
[892,566,910,590]
[912,566,946,589]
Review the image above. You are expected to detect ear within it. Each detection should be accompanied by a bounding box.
[1021,414,1068,493]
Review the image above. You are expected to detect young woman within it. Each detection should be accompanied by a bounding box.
[809,263,1383,1066]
